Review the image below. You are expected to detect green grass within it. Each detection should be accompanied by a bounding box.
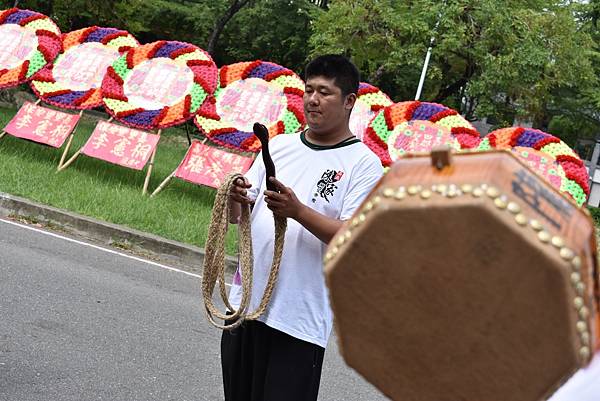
[3,103,600,258]
[0,106,238,254]
[589,206,600,226]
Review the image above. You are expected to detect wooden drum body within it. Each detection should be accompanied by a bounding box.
[324,150,599,401]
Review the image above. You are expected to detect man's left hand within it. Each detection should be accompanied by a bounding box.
[264,177,305,219]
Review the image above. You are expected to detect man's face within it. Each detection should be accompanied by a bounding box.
[303,76,354,134]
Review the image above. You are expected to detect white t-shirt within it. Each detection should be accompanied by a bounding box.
[547,352,600,401]
[228,131,383,347]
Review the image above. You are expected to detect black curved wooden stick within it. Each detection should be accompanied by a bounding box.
[253,122,277,192]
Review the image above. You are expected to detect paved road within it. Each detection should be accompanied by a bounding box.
[0,218,388,401]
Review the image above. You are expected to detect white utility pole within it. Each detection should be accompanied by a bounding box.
[415,5,445,100]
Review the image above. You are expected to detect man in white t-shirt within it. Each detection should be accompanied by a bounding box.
[222,55,383,401]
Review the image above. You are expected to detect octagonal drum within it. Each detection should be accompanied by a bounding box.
[324,150,599,401]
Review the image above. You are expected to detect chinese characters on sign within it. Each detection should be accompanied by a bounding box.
[53,43,120,91]
[175,141,254,188]
[386,120,458,161]
[123,58,194,110]
[0,24,38,70]
[81,121,160,170]
[3,101,79,147]
[512,169,572,230]
[217,78,287,132]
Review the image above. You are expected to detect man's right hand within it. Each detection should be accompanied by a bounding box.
[230,177,254,205]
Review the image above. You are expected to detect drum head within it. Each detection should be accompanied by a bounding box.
[325,151,598,401]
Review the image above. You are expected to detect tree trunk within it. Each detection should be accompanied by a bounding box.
[532,110,551,131]
[433,62,475,104]
[38,0,54,16]
[433,77,468,103]
[207,0,252,56]
[368,65,386,86]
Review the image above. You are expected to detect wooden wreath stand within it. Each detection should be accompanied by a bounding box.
[324,148,599,401]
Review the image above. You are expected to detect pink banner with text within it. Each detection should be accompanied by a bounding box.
[3,101,79,147]
[81,120,160,170]
[175,141,254,188]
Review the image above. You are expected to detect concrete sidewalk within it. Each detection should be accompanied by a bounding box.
[0,191,237,273]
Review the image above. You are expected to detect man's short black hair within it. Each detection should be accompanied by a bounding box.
[305,54,360,98]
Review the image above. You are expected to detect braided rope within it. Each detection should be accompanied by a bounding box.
[202,173,287,330]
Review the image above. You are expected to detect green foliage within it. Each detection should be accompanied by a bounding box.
[214,0,318,72]
[588,206,600,227]
[467,4,597,125]
[548,113,597,148]
[546,0,600,145]
[0,1,50,14]
[309,0,429,98]
[2,0,150,33]
[4,0,600,250]
[4,0,600,148]
[132,0,216,45]
[2,0,318,73]
[310,0,600,139]
[0,106,238,254]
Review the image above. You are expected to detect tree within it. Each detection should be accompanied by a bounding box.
[214,0,318,72]
[531,0,600,145]
[206,0,253,55]
[1,0,151,34]
[2,0,313,72]
[1,0,53,15]
[309,0,598,133]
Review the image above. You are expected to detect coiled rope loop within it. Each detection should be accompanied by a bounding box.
[202,173,287,330]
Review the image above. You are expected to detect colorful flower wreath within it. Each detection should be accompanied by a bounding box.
[480,127,589,207]
[195,60,306,153]
[364,101,481,166]
[30,26,138,109]
[0,8,61,89]
[350,82,393,140]
[101,40,218,130]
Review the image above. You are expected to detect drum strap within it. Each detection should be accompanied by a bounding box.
[202,173,287,330]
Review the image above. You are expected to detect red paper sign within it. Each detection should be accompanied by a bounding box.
[81,120,160,170]
[175,141,254,188]
[3,101,80,147]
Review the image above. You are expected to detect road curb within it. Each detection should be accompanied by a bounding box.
[0,192,238,273]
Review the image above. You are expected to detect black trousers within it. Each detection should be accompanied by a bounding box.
[221,319,325,401]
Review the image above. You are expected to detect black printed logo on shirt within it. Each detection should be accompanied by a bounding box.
[312,170,344,203]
